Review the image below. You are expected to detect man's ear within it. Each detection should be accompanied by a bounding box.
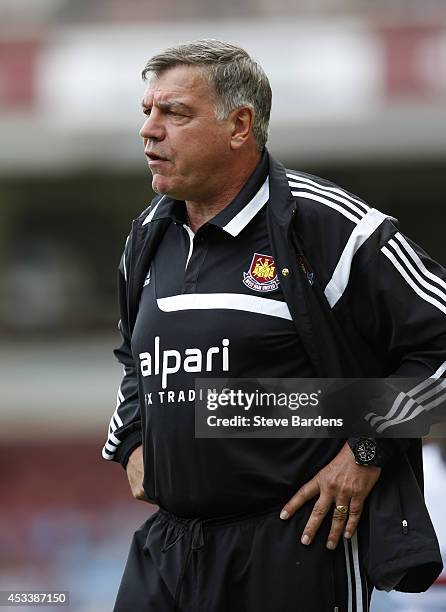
[229,106,255,150]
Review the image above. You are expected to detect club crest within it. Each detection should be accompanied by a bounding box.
[243,253,279,292]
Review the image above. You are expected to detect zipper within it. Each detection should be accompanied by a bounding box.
[283,208,325,376]
[397,483,409,535]
[288,208,314,286]
[297,254,315,286]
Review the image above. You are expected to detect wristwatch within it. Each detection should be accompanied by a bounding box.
[348,438,386,467]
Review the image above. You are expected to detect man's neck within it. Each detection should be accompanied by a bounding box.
[185,151,261,233]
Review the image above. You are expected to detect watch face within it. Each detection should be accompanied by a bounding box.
[356,439,376,463]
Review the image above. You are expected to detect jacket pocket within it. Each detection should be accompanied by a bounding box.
[360,453,443,592]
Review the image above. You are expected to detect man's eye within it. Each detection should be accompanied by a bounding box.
[143,108,151,116]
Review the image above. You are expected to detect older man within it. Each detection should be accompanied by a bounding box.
[103,40,444,611]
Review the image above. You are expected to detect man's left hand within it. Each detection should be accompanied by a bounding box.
[279,442,381,550]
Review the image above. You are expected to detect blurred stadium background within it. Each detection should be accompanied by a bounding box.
[0,0,445,610]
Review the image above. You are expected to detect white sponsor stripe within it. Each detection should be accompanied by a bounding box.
[351,533,364,612]
[108,409,122,435]
[109,365,130,437]
[394,233,446,293]
[382,247,446,315]
[373,396,417,431]
[371,378,445,427]
[388,239,446,305]
[142,195,166,226]
[343,538,353,612]
[157,293,292,320]
[109,395,124,432]
[418,388,446,412]
[108,431,120,445]
[432,361,446,379]
[111,416,120,431]
[104,333,140,460]
[402,362,446,397]
[325,209,388,307]
[376,391,446,433]
[103,415,124,459]
[291,191,360,224]
[183,224,195,270]
[366,361,446,428]
[288,180,367,221]
[366,392,410,428]
[376,385,446,433]
[368,382,434,428]
[114,408,123,427]
[223,177,269,236]
[102,447,113,460]
[287,172,369,211]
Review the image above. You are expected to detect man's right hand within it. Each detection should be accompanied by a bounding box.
[126,445,155,503]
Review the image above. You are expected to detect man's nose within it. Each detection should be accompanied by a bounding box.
[139,111,165,141]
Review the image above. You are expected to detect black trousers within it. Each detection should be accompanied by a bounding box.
[114,503,372,612]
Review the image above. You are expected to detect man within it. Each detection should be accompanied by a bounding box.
[102,40,444,611]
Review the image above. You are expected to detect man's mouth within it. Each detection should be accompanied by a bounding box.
[145,151,169,163]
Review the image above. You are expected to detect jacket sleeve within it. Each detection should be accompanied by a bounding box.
[342,220,445,591]
[101,236,143,468]
[359,448,443,592]
[345,220,446,440]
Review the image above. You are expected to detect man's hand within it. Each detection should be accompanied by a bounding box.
[280,442,381,550]
[126,445,153,503]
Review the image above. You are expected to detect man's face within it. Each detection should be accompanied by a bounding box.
[140,65,232,201]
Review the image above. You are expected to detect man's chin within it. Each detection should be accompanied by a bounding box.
[152,184,164,195]
[152,176,183,199]
[151,175,171,196]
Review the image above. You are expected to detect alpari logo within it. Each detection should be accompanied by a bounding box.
[139,337,229,389]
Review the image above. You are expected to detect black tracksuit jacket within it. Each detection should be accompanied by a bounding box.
[103,150,445,593]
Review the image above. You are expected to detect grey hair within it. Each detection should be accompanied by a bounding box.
[142,39,272,151]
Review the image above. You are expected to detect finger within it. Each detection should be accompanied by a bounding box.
[326,501,350,550]
[343,498,364,540]
[280,478,320,520]
[300,495,332,545]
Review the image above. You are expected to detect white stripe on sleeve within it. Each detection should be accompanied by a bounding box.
[286,172,369,212]
[381,247,446,315]
[290,191,361,224]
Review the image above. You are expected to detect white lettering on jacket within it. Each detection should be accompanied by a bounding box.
[139,337,229,389]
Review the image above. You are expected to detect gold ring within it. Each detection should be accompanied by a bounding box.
[335,505,349,515]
